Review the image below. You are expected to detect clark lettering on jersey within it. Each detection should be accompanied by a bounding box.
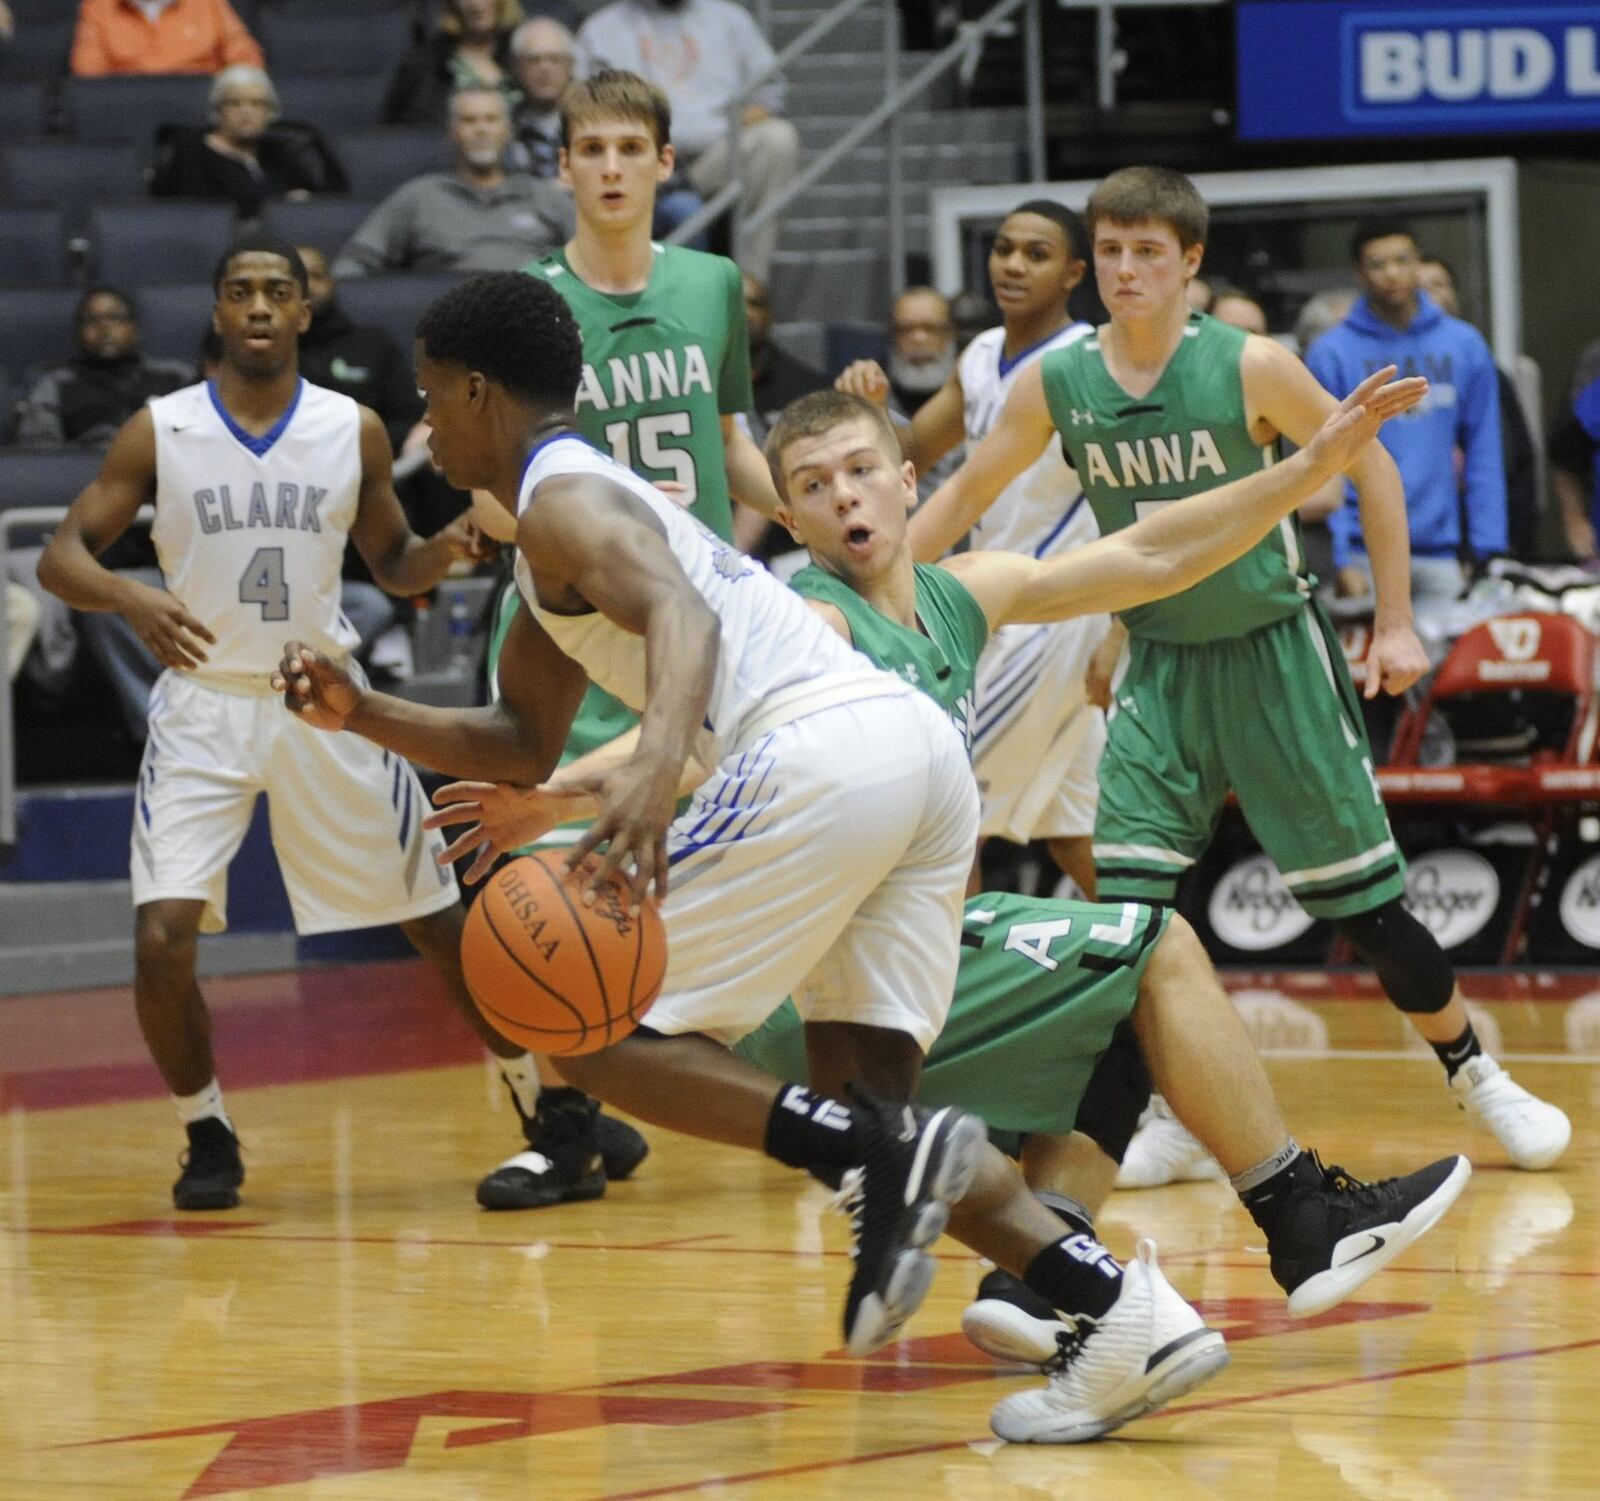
[1079,430,1227,489]
[574,346,714,412]
[192,483,327,536]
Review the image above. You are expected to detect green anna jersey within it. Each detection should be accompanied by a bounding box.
[1039,312,1311,644]
[788,561,989,746]
[526,243,751,542]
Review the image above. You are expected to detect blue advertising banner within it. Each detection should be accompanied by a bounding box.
[1238,1,1600,140]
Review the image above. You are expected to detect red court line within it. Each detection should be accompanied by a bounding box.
[589,1334,1600,1501]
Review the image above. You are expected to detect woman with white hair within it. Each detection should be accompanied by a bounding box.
[149,64,346,219]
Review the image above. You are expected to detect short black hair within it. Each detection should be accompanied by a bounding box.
[416,272,584,408]
[211,234,310,296]
[75,284,137,326]
[1004,198,1087,260]
[1350,219,1417,263]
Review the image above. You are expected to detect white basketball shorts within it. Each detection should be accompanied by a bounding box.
[131,671,459,934]
[971,615,1108,843]
[645,688,979,1054]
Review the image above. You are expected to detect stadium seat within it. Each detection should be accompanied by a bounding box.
[337,272,462,353]
[0,286,83,383]
[62,75,212,146]
[276,73,389,132]
[0,208,70,287]
[334,128,450,197]
[0,82,49,138]
[823,320,889,373]
[0,142,144,237]
[129,282,216,366]
[0,447,103,515]
[259,9,414,77]
[261,196,378,257]
[89,201,238,287]
[0,19,72,80]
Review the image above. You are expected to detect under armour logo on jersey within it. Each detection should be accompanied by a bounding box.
[1068,409,1095,426]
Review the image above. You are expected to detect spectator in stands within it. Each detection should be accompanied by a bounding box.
[296,245,420,451]
[1417,255,1540,561]
[70,0,263,77]
[1210,287,1267,335]
[0,3,13,50]
[1551,350,1600,561]
[742,270,824,448]
[1293,288,1356,354]
[1185,274,1212,313]
[148,65,346,222]
[384,0,525,127]
[507,15,575,177]
[335,87,573,277]
[13,288,192,448]
[1307,221,1506,601]
[886,285,956,413]
[576,0,800,280]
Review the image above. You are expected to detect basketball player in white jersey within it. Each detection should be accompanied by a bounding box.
[837,201,1106,895]
[38,239,648,1214]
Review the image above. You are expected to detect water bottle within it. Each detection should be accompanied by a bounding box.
[446,589,475,671]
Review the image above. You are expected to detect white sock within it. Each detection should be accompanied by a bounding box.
[173,1079,232,1132]
[498,1053,541,1116]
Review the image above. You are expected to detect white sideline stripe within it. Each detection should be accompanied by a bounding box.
[1280,838,1397,887]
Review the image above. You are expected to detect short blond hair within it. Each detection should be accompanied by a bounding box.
[764,390,902,502]
[560,68,671,150]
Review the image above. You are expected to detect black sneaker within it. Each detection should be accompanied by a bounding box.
[476,1088,606,1210]
[1273,1152,1472,1317]
[962,1267,1073,1365]
[595,1109,649,1182]
[839,1088,987,1356]
[173,1118,244,1211]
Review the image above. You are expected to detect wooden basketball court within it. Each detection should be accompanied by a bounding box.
[2,961,1595,1498]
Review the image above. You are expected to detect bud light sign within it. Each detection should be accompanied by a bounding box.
[1238,2,1600,140]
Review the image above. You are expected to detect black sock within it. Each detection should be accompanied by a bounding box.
[1036,1190,1096,1239]
[1022,1233,1124,1321]
[1234,1144,1323,1241]
[1431,1022,1482,1080]
[763,1084,859,1173]
[536,1085,592,1113]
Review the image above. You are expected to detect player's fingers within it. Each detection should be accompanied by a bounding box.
[564,823,606,877]
[424,801,482,832]
[177,609,217,644]
[651,832,670,905]
[1363,647,1382,699]
[463,841,500,885]
[431,780,496,807]
[586,836,631,904]
[625,839,653,915]
[1346,365,1398,409]
[173,626,210,663]
[436,823,485,862]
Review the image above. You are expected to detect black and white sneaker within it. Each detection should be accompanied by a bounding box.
[963,1268,1073,1365]
[1272,1153,1472,1317]
[476,1089,606,1210]
[838,1089,987,1356]
[595,1109,649,1182]
[173,1118,244,1211]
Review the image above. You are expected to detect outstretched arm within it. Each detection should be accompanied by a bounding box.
[946,368,1427,628]
[907,361,1056,561]
[835,359,967,472]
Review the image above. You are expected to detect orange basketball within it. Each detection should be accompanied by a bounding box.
[460,852,667,1056]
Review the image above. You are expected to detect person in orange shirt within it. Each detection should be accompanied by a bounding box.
[71,0,263,78]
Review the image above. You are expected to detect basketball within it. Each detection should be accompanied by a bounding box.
[460,852,667,1056]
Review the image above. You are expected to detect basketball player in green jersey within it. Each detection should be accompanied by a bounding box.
[430,388,1470,1433]
[467,69,788,1211]
[910,166,1570,1183]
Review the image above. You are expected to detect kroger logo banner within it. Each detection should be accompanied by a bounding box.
[1238,1,1600,140]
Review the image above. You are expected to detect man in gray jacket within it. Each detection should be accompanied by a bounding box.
[336,87,574,277]
[576,0,799,279]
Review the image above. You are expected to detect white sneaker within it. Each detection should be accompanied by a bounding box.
[1115,1099,1223,1189]
[1450,1055,1570,1171]
[989,1239,1229,1444]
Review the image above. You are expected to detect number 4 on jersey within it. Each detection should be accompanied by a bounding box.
[239,546,289,621]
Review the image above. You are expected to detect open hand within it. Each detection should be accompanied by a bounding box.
[1303,366,1428,481]
[561,754,681,913]
[424,780,590,884]
[271,642,361,731]
[121,580,216,671]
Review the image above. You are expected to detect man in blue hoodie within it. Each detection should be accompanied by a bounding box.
[1307,222,1507,603]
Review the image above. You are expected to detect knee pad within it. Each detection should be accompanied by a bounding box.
[1335,899,1456,1014]
[1072,1020,1153,1164]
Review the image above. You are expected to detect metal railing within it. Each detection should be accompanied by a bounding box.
[666,0,1049,297]
[0,506,153,850]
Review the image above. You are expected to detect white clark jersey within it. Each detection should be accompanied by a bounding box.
[513,434,903,763]
[960,322,1097,560]
[149,380,361,686]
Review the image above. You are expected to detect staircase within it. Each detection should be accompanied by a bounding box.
[764,2,1030,321]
